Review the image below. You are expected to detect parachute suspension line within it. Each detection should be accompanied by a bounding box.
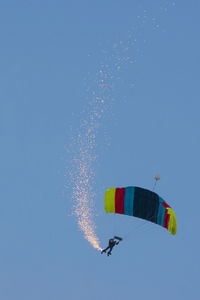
[123,220,148,239]
[113,213,117,236]
[123,206,161,240]
[113,213,128,237]
[152,174,161,192]
[123,209,158,239]
[123,212,157,239]
[152,180,157,192]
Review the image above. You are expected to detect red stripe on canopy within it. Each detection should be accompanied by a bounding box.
[166,214,170,229]
[163,209,170,228]
[115,188,125,214]
[162,202,171,209]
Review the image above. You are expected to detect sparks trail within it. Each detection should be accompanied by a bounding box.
[68,95,106,251]
[67,51,120,251]
[66,4,175,250]
[67,37,139,251]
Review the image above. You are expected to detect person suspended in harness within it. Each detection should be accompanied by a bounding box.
[101,236,122,256]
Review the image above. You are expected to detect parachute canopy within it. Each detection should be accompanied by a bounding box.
[104,186,177,235]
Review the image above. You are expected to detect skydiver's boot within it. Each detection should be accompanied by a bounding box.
[101,249,106,254]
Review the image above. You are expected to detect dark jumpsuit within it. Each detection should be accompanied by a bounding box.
[102,239,119,255]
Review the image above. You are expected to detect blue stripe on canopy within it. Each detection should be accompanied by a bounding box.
[157,197,166,226]
[124,186,135,216]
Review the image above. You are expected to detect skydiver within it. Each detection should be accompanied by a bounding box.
[101,238,119,256]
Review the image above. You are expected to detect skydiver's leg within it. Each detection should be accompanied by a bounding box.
[107,246,113,256]
[101,246,109,254]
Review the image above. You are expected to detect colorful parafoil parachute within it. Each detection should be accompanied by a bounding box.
[104,186,177,235]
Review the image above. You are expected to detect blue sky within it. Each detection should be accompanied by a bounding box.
[1,1,200,299]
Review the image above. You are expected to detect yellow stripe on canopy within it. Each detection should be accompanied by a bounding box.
[104,188,116,213]
[167,208,177,235]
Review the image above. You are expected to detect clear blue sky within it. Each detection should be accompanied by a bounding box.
[1,1,199,299]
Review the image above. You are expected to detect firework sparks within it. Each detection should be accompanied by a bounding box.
[67,36,136,251]
[66,3,176,251]
[68,97,106,251]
